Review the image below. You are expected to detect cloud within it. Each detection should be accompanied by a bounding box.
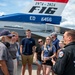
[0,0,31,14]
[0,12,5,16]
[61,0,75,28]
[60,21,75,29]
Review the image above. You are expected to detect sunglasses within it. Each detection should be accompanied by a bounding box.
[38,41,42,43]
[12,35,16,37]
[8,36,12,39]
[46,39,50,40]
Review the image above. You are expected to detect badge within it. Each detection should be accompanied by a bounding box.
[58,51,64,58]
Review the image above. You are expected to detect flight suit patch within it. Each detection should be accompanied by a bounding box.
[58,51,64,58]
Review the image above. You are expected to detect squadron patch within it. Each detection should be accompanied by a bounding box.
[58,51,64,58]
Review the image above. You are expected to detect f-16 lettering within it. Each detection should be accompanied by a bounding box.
[29,6,57,14]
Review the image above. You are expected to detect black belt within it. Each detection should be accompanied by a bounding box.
[23,53,33,55]
[13,58,16,59]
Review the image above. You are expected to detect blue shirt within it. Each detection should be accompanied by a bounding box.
[42,45,56,57]
[52,38,60,51]
[21,38,35,55]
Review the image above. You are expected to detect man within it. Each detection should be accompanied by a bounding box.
[51,32,60,52]
[20,29,36,75]
[51,32,60,75]
[0,29,14,75]
[51,30,75,75]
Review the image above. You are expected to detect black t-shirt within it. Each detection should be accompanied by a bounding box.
[21,38,35,55]
[35,46,42,61]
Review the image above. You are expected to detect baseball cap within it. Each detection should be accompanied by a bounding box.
[0,29,14,37]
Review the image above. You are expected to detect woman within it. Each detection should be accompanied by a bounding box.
[34,39,44,75]
[57,40,65,57]
[8,31,19,75]
[41,36,56,75]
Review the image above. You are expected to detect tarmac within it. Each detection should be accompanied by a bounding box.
[17,61,52,75]
[17,63,37,75]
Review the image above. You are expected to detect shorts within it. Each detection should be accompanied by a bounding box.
[42,60,53,66]
[37,60,42,65]
[21,54,33,65]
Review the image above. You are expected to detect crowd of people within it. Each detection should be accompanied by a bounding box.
[0,29,75,75]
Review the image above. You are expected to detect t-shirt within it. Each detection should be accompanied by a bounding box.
[52,38,60,51]
[0,42,13,75]
[8,43,18,59]
[42,45,56,57]
[21,38,35,55]
[35,46,43,61]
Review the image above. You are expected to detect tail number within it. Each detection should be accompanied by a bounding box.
[41,17,52,22]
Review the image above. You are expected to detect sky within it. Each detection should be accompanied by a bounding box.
[0,0,31,15]
[0,0,75,28]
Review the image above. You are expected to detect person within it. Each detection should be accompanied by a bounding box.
[11,31,20,65]
[0,29,14,75]
[8,31,19,75]
[51,32,60,52]
[51,30,75,75]
[41,36,56,75]
[59,40,65,49]
[51,32,60,75]
[34,39,44,75]
[57,40,65,57]
[20,29,36,75]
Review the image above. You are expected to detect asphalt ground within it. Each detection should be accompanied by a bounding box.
[17,61,53,75]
